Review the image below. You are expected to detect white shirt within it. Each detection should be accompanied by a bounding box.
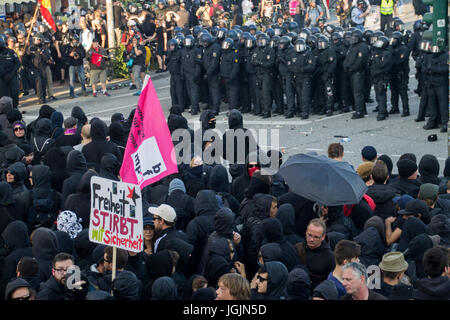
[81,28,93,52]
[242,0,253,15]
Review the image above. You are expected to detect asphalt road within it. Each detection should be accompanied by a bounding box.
[20,65,448,174]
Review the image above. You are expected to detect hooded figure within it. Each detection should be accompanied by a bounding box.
[144,250,175,300]
[186,190,220,269]
[27,105,55,141]
[74,229,98,271]
[165,178,195,232]
[208,165,240,215]
[31,227,59,282]
[405,233,437,283]
[3,146,24,168]
[108,122,126,157]
[42,146,70,192]
[112,270,141,300]
[324,205,358,246]
[260,243,283,263]
[397,217,427,252]
[82,119,122,171]
[312,279,339,300]
[276,203,304,246]
[0,96,13,138]
[366,182,397,220]
[99,153,120,181]
[4,278,33,300]
[11,120,28,145]
[64,170,98,229]
[418,154,440,185]
[252,261,288,300]
[6,161,30,210]
[62,150,88,202]
[278,191,317,238]
[191,287,216,300]
[0,131,15,165]
[71,106,88,136]
[261,218,300,272]
[0,182,25,234]
[354,216,387,267]
[151,276,178,300]
[286,267,312,300]
[203,237,235,288]
[231,152,266,203]
[428,214,450,247]
[31,118,56,165]
[50,111,65,139]
[0,221,33,299]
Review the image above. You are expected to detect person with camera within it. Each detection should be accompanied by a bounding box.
[351,0,370,31]
[64,34,87,98]
[42,37,57,102]
[0,35,20,108]
[305,1,324,27]
[23,33,47,104]
[87,38,110,97]
[127,35,146,96]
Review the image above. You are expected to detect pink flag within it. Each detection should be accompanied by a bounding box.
[120,77,178,189]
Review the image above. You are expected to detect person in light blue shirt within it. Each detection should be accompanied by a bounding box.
[351,0,369,31]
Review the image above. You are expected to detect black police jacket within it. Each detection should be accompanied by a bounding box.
[181,47,203,81]
[203,43,221,77]
[0,48,20,80]
[316,46,337,80]
[422,51,448,87]
[277,46,294,77]
[370,48,393,80]
[166,49,182,76]
[219,49,239,80]
[343,41,368,73]
[289,50,316,76]
[389,44,410,74]
[251,46,275,75]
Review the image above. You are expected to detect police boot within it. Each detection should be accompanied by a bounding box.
[300,113,309,120]
[326,109,333,117]
[377,114,386,121]
[372,106,379,112]
[401,108,410,117]
[388,107,400,114]
[351,112,364,119]
[440,125,447,133]
[262,111,271,118]
[423,122,438,130]
[285,113,294,119]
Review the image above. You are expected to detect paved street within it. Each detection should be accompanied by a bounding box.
[20,66,448,173]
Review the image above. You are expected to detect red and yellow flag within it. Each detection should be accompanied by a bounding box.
[38,0,56,31]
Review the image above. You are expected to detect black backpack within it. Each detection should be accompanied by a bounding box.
[27,190,55,230]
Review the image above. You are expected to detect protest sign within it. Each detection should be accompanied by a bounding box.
[89,176,143,253]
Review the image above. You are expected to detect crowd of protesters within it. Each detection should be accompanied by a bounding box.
[0,97,449,300]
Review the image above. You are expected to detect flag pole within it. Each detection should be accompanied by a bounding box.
[25,3,40,48]
[111,246,117,295]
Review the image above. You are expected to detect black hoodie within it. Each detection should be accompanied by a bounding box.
[203,237,235,288]
[208,165,240,215]
[11,120,28,145]
[231,151,262,203]
[7,161,31,211]
[4,145,25,166]
[354,216,387,267]
[144,250,175,300]
[0,182,25,234]
[251,261,289,300]
[64,170,98,229]
[276,203,304,246]
[112,270,141,300]
[71,106,88,136]
[4,278,32,300]
[108,122,126,158]
[418,154,440,185]
[397,217,427,252]
[27,105,55,141]
[99,153,120,181]
[286,267,312,300]
[31,118,55,165]
[32,227,59,282]
[278,191,316,238]
[82,119,122,171]
[366,183,397,219]
[62,150,88,202]
[42,146,70,193]
[151,276,178,300]
[414,276,450,300]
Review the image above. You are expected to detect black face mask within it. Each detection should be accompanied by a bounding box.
[208,119,216,129]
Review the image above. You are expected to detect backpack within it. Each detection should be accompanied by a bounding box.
[27,190,56,230]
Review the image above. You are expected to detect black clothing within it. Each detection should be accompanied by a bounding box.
[390,178,422,198]
[278,192,316,238]
[61,150,87,202]
[36,275,65,300]
[414,276,450,300]
[32,228,59,283]
[366,183,396,219]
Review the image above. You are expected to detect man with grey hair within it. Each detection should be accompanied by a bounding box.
[340,261,387,300]
[55,117,82,147]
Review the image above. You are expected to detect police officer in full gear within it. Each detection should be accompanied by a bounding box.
[166,38,185,109]
[42,37,57,101]
[331,32,348,113]
[0,35,20,108]
[277,35,296,118]
[219,37,240,110]
[23,33,47,104]
[422,45,448,133]
[201,32,222,115]
[370,36,392,121]
[316,35,336,116]
[290,38,316,119]
[251,33,275,118]
[388,31,410,117]
[343,29,369,119]
[181,35,203,115]
[244,35,258,115]
[414,40,431,123]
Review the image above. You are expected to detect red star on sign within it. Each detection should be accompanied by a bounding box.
[127,186,140,206]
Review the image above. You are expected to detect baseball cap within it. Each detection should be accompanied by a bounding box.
[397,199,429,216]
[148,204,176,223]
[418,183,439,200]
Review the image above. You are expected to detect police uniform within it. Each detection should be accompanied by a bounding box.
[332,37,349,112]
[388,42,410,116]
[219,47,240,110]
[276,43,296,118]
[23,41,47,104]
[0,44,20,107]
[245,46,258,114]
[316,42,337,115]
[166,45,185,109]
[203,42,222,115]
[370,45,393,120]
[181,46,203,115]
[251,44,275,118]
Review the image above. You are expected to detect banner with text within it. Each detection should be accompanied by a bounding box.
[89,176,143,253]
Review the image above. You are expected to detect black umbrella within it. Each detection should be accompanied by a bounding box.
[279,153,367,206]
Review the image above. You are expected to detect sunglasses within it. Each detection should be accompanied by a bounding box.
[257,275,268,282]
[11,294,30,301]
[14,127,24,131]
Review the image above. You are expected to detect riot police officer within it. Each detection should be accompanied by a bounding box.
[343,29,369,119]
[219,37,240,110]
[166,38,185,109]
[388,31,410,117]
[0,35,20,107]
[244,35,258,115]
[415,40,431,123]
[270,35,284,115]
[181,35,203,115]
[251,33,275,118]
[23,33,47,104]
[290,38,316,119]
[316,35,336,116]
[331,32,348,113]
[42,37,57,101]
[277,35,296,118]
[201,32,222,115]
[370,36,392,121]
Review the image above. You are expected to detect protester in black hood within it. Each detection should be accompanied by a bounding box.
[3,145,25,167]
[276,204,304,246]
[200,109,217,132]
[418,154,440,185]
[405,233,438,283]
[390,159,422,198]
[19,143,34,167]
[27,105,55,141]
[238,174,273,225]
[112,270,141,300]
[54,230,76,257]
[259,242,283,265]
[6,161,30,211]
[354,216,387,267]
[31,227,59,282]
[427,214,450,247]
[231,152,263,202]
[261,217,300,272]
[0,131,14,166]
[251,261,288,300]
[144,250,175,300]
[312,279,339,300]
[108,122,127,157]
[186,190,220,272]
[50,111,65,139]
[64,170,98,229]
[123,108,135,138]
[278,191,316,238]
[71,106,88,136]
[0,221,33,299]
[151,276,178,300]
[438,158,450,194]
[208,164,240,215]
[397,217,427,252]
[191,287,216,300]
[99,153,120,181]
[182,155,211,198]
[0,182,25,234]
[62,150,88,202]
[82,119,122,171]
[31,118,56,165]
[203,237,236,288]
[4,278,35,300]
[322,205,358,246]
[42,146,70,192]
[64,271,90,300]
[286,267,311,300]
[0,96,13,138]
[74,229,98,271]
[11,120,28,145]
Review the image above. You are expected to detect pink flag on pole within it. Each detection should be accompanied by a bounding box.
[119,77,178,189]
